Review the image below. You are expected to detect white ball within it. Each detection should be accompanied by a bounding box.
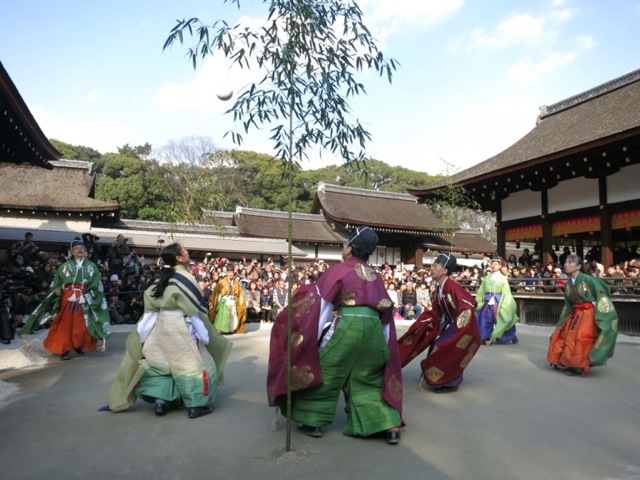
[216,90,233,101]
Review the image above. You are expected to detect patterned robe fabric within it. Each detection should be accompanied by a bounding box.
[547,272,618,368]
[267,256,402,417]
[475,271,519,342]
[20,258,110,352]
[266,283,324,408]
[398,277,481,387]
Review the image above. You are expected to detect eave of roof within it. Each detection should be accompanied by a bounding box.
[234,206,345,243]
[312,182,452,232]
[407,68,640,199]
[0,61,61,167]
[90,227,308,257]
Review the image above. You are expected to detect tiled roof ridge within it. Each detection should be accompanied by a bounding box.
[201,210,234,218]
[454,228,485,235]
[50,159,94,171]
[118,218,237,233]
[538,67,640,120]
[317,182,416,201]
[235,206,326,221]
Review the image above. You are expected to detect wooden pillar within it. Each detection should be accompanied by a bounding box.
[414,243,424,269]
[541,189,553,265]
[576,238,584,261]
[496,202,506,259]
[599,177,613,267]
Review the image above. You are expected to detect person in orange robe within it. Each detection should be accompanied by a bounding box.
[26,238,110,360]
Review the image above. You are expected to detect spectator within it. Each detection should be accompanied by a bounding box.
[386,281,402,319]
[245,258,262,282]
[197,279,213,303]
[107,274,122,296]
[416,282,431,313]
[109,234,130,277]
[554,267,568,293]
[13,232,39,264]
[401,281,422,319]
[518,249,533,267]
[272,278,288,320]
[82,233,103,264]
[559,247,571,267]
[259,286,273,323]
[122,250,144,280]
[108,293,131,325]
[245,281,261,322]
[606,264,625,293]
[541,263,556,292]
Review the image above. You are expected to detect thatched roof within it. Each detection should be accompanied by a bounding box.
[234,207,345,244]
[0,161,119,212]
[407,68,640,196]
[311,182,451,233]
[0,61,60,168]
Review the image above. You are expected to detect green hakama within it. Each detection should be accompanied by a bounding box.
[292,306,401,437]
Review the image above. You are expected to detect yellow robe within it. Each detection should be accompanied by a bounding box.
[208,276,247,333]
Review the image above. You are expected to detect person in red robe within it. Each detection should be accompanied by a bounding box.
[267,226,403,444]
[397,252,481,393]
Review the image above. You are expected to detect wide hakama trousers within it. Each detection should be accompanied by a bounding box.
[292,306,401,437]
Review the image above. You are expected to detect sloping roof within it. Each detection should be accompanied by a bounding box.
[0,61,60,168]
[0,226,307,258]
[116,218,239,237]
[201,210,236,227]
[0,161,119,212]
[311,182,451,232]
[90,227,307,257]
[234,206,345,244]
[422,229,497,255]
[407,68,640,195]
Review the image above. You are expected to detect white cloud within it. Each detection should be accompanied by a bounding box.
[507,52,577,86]
[30,105,137,154]
[86,90,100,105]
[507,32,594,87]
[153,14,267,116]
[576,35,596,49]
[152,55,257,116]
[464,4,579,51]
[469,13,551,49]
[410,95,539,174]
[359,0,463,40]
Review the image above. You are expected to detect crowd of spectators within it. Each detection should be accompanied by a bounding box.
[1,232,639,344]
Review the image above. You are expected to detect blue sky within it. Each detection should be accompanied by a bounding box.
[2,0,640,175]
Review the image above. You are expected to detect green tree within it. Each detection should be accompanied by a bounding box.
[50,139,101,161]
[165,0,398,451]
[117,143,153,160]
[95,151,173,220]
[155,136,229,223]
[423,159,496,243]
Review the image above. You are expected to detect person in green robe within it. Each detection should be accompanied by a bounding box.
[475,256,519,345]
[20,238,110,359]
[547,254,618,376]
[107,243,232,418]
